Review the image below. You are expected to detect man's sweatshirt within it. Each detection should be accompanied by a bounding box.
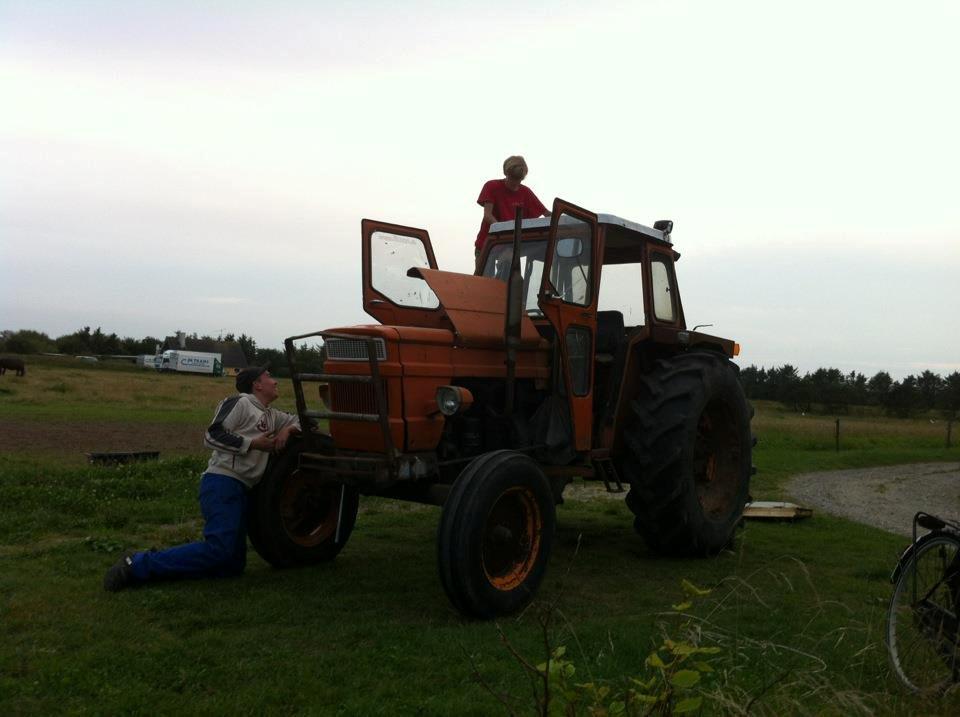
[204,393,300,487]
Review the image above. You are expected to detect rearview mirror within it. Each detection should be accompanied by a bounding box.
[556,237,583,259]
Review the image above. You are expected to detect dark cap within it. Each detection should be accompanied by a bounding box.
[236,365,268,394]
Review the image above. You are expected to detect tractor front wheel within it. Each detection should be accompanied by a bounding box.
[248,438,359,568]
[437,450,556,619]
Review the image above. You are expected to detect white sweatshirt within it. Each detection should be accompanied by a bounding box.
[203,393,300,488]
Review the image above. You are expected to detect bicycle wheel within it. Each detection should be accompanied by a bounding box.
[887,533,960,693]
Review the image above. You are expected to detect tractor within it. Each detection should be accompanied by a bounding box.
[247,199,754,618]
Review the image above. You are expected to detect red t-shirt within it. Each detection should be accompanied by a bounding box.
[475,179,548,249]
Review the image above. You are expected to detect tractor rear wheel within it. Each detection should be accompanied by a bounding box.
[248,437,359,568]
[437,450,556,619]
[618,352,752,556]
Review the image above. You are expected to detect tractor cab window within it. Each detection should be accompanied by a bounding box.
[370,231,440,309]
[482,239,547,316]
[548,214,593,306]
[651,257,676,322]
[598,263,645,326]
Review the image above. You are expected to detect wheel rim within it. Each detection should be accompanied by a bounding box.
[482,487,542,592]
[888,536,960,693]
[693,400,741,518]
[279,471,343,547]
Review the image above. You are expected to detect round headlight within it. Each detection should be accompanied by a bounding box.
[436,386,461,416]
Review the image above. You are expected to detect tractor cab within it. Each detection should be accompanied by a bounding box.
[481,200,737,452]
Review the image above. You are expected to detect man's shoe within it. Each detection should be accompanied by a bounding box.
[103,550,138,592]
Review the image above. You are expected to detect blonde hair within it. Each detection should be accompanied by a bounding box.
[502,155,528,176]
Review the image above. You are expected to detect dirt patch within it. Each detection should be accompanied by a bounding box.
[562,481,627,502]
[0,418,207,463]
[786,462,960,537]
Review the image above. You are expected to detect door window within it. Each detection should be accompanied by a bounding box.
[548,214,592,306]
[370,231,440,309]
[651,258,676,322]
[565,326,592,396]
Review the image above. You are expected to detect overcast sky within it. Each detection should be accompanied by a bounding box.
[1,0,957,378]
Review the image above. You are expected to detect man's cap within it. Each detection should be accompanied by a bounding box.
[236,365,269,394]
[503,155,527,175]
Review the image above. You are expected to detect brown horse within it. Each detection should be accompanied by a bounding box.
[0,357,26,376]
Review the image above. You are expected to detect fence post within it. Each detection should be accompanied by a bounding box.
[948,419,954,449]
[835,418,840,452]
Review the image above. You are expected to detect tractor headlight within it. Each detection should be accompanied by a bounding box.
[435,386,474,416]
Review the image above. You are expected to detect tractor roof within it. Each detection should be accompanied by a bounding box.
[488,213,672,246]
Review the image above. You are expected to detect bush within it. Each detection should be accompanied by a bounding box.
[0,329,57,354]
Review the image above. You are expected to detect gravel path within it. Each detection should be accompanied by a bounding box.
[786,462,960,537]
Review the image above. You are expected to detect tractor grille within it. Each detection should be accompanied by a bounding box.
[325,337,387,361]
[330,382,382,415]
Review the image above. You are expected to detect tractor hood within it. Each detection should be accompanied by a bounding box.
[406,268,542,349]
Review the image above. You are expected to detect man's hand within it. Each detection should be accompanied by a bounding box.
[482,202,497,226]
[273,425,300,452]
[250,433,276,452]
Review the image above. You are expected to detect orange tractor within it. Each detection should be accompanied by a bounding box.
[248,199,753,618]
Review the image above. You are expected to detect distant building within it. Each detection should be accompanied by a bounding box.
[160,332,249,375]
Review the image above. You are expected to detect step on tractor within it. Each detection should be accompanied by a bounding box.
[247,199,754,619]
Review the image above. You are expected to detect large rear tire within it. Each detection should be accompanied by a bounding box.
[617,352,752,556]
[438,450,556,619]
[248,437,359,568]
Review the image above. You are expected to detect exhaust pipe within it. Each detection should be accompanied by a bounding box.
[503,205,523,417]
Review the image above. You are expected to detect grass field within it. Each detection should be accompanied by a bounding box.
[1,361,958,714]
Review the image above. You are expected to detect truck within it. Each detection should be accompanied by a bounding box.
[247,199,754,618]
[157,350,223,376]
[136,354,159,369]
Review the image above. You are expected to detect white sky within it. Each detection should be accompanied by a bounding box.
[1,0,958,378]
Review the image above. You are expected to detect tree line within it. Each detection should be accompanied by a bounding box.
[740,365,960,419]
[224,334,323,377]
[0,327,322,377]
[0,327,162,357]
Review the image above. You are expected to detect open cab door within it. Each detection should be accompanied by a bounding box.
[361,219,444,327]
[538,199,600,452]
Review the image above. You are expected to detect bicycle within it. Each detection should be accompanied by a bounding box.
[886,511,960,693]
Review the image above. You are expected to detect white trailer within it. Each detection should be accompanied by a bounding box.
[157,350,223,376]
[136,354,159,369]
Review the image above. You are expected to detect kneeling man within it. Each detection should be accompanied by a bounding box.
[104,366,299,590]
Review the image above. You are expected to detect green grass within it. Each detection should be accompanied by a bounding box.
[0,363,298,424]
[1,369,958,714]
[750,400,955,495]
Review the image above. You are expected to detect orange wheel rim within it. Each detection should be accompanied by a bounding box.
[279,471,342,547]
[705,454,717,483]
[694,402,740,518]
[482,487,542,591]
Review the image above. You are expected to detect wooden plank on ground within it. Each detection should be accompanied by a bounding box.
[743,501,813,521]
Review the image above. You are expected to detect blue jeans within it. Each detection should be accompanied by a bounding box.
[130,473,248,582]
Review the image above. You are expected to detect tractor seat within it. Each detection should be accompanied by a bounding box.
[595,310,625,363]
